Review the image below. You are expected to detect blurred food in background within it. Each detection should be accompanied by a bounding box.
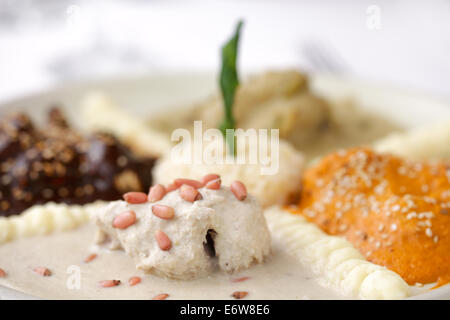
[147,70,401,161]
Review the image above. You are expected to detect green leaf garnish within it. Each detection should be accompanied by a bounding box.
[219,20,243,155]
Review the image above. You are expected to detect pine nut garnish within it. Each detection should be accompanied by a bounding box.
[113,210,137,229]
[166,183,179,192]
[84,254,97,263]
[153,293,169,300]
[232,291,248,299]
[231,276,249,283]
[99,280,121,288]
[230,180,247,201]
[128,276,142,286]
[33,267,51,276]
[174,178,203,189]
[148,184,167,202]
[202,174,220,185]
[0,268,6,278]
[123,192,148,204]
[155,230,172,251]
[179,184,202,202]
[206,178,221,190]
[152,204,175,220]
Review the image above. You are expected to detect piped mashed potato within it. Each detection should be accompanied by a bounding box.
[81,92,172,157]
[265,206,409,299]
[374,120,450,160]
[153,140,304,208]
[0,202,104,244]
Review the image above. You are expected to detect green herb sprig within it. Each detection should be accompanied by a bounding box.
[219,20,243,154]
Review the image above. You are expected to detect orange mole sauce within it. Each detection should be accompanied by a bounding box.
[291,148,450,286]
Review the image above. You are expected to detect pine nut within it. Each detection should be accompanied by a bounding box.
[230,180,247,201]
[84,254,97,263]
[99,280,121,287]
[33,267,51,276]
[123,192,148,204]
[0,268,6,278]
[231,276,250,283]
[232,291,248,299]
[174,178,203,189]
[206,178,221,190]
[128,276,141,286]
[152,205,175,220]
[113,210,137,229]
[179,184,202,202]
[166,183,179,192]
[148,184,166,202]
[153,293,169,300]
[202,174,220,185]
[155,230,172,251]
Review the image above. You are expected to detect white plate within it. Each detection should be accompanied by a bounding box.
[0,72,449,300]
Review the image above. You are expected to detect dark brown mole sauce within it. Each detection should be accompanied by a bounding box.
[0,108,156,216]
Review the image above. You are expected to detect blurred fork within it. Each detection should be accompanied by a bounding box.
[300,40,350,75]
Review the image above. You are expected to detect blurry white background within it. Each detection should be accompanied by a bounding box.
[0,0,449,102]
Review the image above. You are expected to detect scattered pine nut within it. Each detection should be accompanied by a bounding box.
[153,293,169,300]
[206,178,221,190]
[230,180,247,201]
[0,268,6,278]
[202,174,220,185]
[155,230,172,251]
[179,184,202,202]
[152,204,175,220]
[174,178,203,189]
[148,184,167,202]
[231,276,250,283]
[232,291,248,299]
[84,253,97,263]
[123,192,148,204]
[128,276,142,286]
[99,280,121,288]
[33,267,51,277]
[113,210,137,229]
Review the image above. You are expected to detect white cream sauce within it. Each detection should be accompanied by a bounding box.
[0,224,348,300]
